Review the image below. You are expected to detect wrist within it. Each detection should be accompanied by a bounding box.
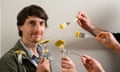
[114,43,120,54]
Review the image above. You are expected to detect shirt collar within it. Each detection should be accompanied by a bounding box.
[19,39,43,59]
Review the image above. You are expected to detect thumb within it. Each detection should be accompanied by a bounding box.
[39,57,45,64]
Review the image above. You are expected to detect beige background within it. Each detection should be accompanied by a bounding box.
[0,0,1,56]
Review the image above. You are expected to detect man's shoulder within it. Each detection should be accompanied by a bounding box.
[0,40,24,62]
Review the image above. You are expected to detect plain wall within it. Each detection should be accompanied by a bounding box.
[1,0,120,72]
[0,0,1,57]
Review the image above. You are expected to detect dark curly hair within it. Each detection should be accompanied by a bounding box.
[17,5,48,37]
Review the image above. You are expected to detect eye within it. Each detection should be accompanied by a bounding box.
[29,20,35,26]
[40,21,45,26]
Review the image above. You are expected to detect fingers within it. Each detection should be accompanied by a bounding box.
[96,31,111,43]
[37,57,50,72]
[76,12,92,31]
[76,12,88,22]
[81,54,102,72]
[39,57,50,65]
[81,55,105,72]
[96,31,112,39]
[77,12,88,19]
[39,57,44,64]
[61,56,71,68]
[82,55,95,62]
[61,56,71,61]
[81,55,94,68]
[61,68,68,72]
[61,56,75,69]
[96,32,108,39]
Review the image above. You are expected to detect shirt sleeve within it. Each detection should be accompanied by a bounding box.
[112,32,120,43]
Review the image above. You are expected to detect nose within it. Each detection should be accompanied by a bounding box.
[34,24,41,31]
[34,23,45,33]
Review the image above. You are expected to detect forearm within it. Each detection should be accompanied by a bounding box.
[89,25,107,36]
[112,43,120,54]
[98,67,106,72]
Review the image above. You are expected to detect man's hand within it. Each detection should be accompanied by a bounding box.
[81,55,105,72]
[61,56,77,72]
[36,57,50,72]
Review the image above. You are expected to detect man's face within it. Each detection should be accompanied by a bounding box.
[19,16,46,43]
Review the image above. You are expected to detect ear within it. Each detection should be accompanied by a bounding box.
[18,26,23,31]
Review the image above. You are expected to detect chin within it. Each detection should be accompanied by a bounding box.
[32,39,41,43]
[32,41,39,44]
[32,36,42,42]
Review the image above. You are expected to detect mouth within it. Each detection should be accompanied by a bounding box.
[32,32,42,37]
[32,34,41,37]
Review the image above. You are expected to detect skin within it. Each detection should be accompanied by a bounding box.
[76,12,120,54]
[76,12,107,72]
[19,16,46,56]
[37,57,50,72]
[81,55,105,72]
[76,12,106,36]
[96,31,120,54]
[61,56,77,72]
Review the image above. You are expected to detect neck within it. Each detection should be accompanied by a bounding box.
[21,39,39,57]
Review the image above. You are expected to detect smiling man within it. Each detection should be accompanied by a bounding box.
[0,5,50,72]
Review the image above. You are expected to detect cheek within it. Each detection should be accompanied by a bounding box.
[43,28,46,32]
[41,27,46,32]
[23,28,32,35]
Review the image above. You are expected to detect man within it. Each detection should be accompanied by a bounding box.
[0,5,50,72]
